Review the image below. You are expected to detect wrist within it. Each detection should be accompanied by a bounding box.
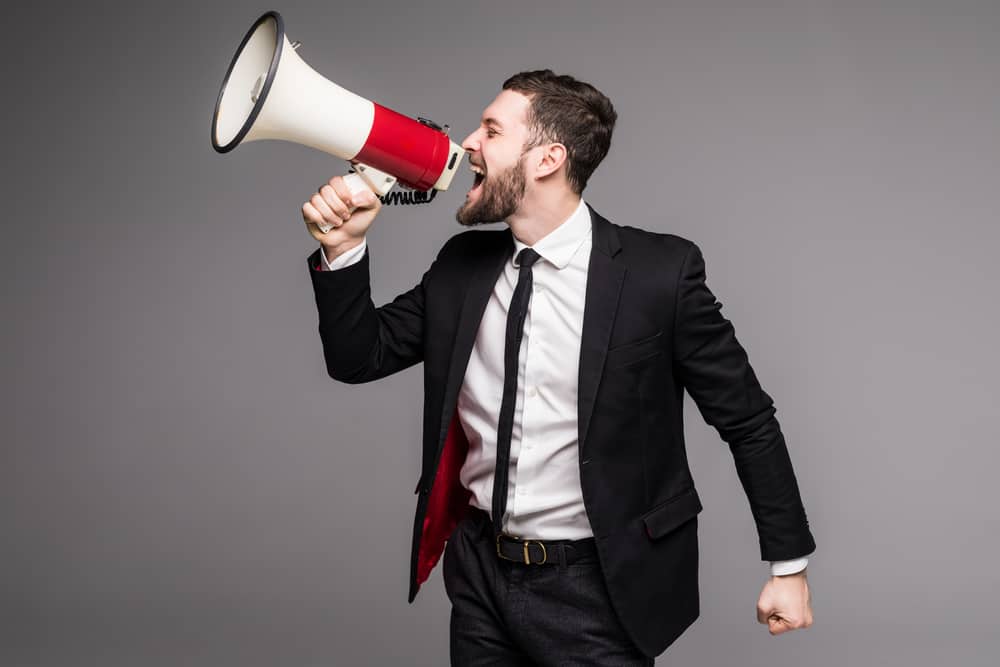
[772,567,807,580]
[322,238,364,261]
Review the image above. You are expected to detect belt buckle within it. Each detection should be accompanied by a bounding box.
[496,534,548,565]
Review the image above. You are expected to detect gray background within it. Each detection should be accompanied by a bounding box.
[4,0,999,665]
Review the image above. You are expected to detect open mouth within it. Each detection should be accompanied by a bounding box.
[469,164,486,195]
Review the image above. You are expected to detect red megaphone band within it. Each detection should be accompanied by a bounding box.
[353,103,452,191]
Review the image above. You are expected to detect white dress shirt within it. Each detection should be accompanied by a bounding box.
[317,201,811,576]
[457,198,593,541]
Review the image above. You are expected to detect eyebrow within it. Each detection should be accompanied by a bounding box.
[482,117,503,129]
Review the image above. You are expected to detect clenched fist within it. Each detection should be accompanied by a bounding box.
[302,175,382,260]
[756,570,814,636]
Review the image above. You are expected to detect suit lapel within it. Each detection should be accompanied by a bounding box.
[578,207,625,455]
[437,230,513,446]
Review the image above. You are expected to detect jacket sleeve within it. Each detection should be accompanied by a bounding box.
[672,241,816,562]
[306,241,443,384]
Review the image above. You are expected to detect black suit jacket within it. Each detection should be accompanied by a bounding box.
[307,205,815,658]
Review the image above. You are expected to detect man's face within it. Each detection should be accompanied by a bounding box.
[455,90,535,226]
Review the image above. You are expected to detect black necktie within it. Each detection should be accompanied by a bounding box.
[492,247,542,536]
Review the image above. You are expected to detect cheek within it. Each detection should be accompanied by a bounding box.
[485,149,514,173]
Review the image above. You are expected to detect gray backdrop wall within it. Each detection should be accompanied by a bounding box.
[4,0,999,665]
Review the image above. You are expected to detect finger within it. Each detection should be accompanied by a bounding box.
[302,202,338,235]
[777,613,809,632]
[768,615,791,636]
[310,193,342,228]
[756,606,769,624]
[352,188,379,209]
[320,184,351,220]
[302,201,325,227]
[328,176,356,210]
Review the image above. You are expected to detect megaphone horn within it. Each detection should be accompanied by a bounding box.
[211,10,465,229]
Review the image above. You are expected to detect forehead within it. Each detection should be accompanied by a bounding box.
[481,89,532,129]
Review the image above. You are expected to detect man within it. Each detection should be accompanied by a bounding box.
[301,70,816,664]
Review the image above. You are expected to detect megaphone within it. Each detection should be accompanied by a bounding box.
[211,10,465,232]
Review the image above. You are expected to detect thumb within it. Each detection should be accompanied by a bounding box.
[768,614,791,635]
[353,189,379,208]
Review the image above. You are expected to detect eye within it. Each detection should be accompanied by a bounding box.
[486,128,498,138]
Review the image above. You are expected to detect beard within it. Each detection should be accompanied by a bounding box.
[455,154,527,227]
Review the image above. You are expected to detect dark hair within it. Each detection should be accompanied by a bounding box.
[502,69,617,194]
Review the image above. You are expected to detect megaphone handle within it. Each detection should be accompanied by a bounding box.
[349,163,397,196]
[316,166,396,234]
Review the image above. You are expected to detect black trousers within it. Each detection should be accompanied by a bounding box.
[442,507,654,666]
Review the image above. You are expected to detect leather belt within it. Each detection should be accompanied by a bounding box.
[465,506,598,566]
[495,533,598,566]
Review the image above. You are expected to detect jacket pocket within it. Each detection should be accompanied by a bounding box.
[606,330,664,368]
[641,487,702,539]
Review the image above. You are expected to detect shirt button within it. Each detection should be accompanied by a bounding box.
[517,488,527,496]
[527,387,537,398]
[534,284,543,293]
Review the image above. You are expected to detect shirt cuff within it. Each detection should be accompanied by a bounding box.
[769,555,810,576]
[319,238,367,271]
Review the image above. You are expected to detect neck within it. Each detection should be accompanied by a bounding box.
[506,189,582,246]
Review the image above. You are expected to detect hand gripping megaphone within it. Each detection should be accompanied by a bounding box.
[211,10,465,232]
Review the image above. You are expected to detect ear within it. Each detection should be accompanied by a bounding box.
[532,143,568,180]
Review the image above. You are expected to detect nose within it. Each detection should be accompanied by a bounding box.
[461,128,480,152]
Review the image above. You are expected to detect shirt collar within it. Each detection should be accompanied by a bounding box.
[511,198,591,270]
